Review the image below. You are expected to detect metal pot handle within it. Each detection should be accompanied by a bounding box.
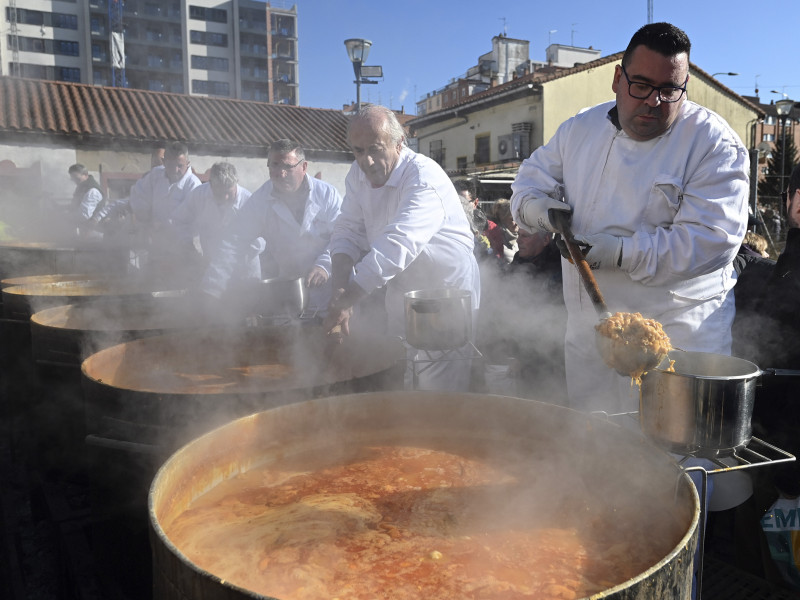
[759,368,800,378]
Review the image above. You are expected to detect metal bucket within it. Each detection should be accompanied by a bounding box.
[640,351,761,457]
[404,288,471,350]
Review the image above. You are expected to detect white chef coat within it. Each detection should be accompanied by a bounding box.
[330,147,480,391]
[77,187,104,221]
[201,175,341,313]
[171,183,263,280]
[97,165,201,226]
[511,100,749,412]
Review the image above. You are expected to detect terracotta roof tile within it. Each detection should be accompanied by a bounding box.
[0,76,352,157]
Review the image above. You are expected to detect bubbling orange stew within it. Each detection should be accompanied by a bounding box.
[165,445,685,600]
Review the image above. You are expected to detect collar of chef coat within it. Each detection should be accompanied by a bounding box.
[268,174,320,233]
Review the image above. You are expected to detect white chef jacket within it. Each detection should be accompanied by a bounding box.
[511,100,749,412]
[202,175,341,313]
[98,166,202,226]
[78,187,104,221]
[330,147,480,392]
[171,183,263,280]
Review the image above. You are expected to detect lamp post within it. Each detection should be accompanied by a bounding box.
[775,98,794,220]
[711,72,739,77]
[344,38,371,112]
[344,38,382,113]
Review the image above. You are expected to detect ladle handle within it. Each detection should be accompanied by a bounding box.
[550,209,611,318]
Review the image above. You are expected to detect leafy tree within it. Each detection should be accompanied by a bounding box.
[758,128,798,202]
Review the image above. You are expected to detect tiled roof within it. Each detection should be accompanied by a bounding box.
[0,76,352,157]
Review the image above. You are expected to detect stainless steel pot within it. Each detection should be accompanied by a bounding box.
[640,351,761,457]
[232,277,307,319]
[404,288,471,350]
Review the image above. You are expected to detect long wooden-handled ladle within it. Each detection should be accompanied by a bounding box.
[549,210,667,376]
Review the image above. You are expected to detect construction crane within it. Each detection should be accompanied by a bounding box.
[109,0,127,87]
[8,0,20,77]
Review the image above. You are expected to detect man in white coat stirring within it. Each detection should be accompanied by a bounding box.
[324,105,480,392]
[172,162,262,287]
[511,22,749,413]
[201,140,342,315]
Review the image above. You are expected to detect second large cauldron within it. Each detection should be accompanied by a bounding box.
[150,392,700,600]
[81,326,405,457]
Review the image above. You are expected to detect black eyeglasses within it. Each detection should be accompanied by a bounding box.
[621,65,688,103]
[268,158,304,172]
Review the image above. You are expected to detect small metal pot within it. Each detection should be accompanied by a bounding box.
[640,351,761,457]
[233,277,307,318]
[404,288,472,350]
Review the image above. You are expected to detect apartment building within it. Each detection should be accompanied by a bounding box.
[1,0,298,104]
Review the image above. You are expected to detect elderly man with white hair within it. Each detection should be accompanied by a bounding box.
[324,105,480,391]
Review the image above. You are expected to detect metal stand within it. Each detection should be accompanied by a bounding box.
[596,411,796,600]
[406,341,482,390]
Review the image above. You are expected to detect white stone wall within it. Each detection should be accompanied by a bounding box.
[0,144,352,202]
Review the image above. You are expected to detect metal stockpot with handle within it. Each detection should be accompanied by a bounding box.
[404,288,472,350]
[640,351,761,457]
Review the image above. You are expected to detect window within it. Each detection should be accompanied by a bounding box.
[430,140,445,166]
[58,67,80,82]
[149,80,165,91]
[189,6,228,23]
[190,30,228,47]
[54,40,79,56]
[474,135,491,165]
[762,133,775,142]
[51,13,78,30]
[91,43,107,61]
[456,156,467,170]
[191,55,229,72]
[764,116,776,126]
[191,79,230,96]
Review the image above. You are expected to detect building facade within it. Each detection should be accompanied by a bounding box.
[1,0,298,104]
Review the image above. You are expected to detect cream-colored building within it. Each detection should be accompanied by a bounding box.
[409,52,763,196]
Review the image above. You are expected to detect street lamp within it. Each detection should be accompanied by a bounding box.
[712,72,739,77]
[344,38,382,113]
[775,98,794,218]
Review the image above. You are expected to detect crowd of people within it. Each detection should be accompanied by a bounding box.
[62,20,800,593]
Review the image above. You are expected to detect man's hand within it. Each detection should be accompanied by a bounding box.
[516,195,572,234]
[306,266,329,288]
[323,288,353,339]
[574,233,623,270]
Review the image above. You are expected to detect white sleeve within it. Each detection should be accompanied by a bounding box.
[79,188,104,221]
[350,175,446,294]
[510,121,569,222]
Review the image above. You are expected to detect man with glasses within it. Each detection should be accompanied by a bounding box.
[511,22,749,413]
[202,139,342,315]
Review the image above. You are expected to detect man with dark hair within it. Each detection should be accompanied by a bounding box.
[202,140,342,314]
[68,163,105,236]
[94,140,201,277]
[511,22,749,412]
[172,161,262,285]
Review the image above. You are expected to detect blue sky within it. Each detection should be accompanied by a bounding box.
[273,0,799,113]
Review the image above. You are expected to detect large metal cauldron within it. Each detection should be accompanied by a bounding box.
[0,240,127,281]
[81,327,405,458]
[150,392,700,600]
[30,295,196,368]
[2,278,186,321]
[640,351,761,457]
